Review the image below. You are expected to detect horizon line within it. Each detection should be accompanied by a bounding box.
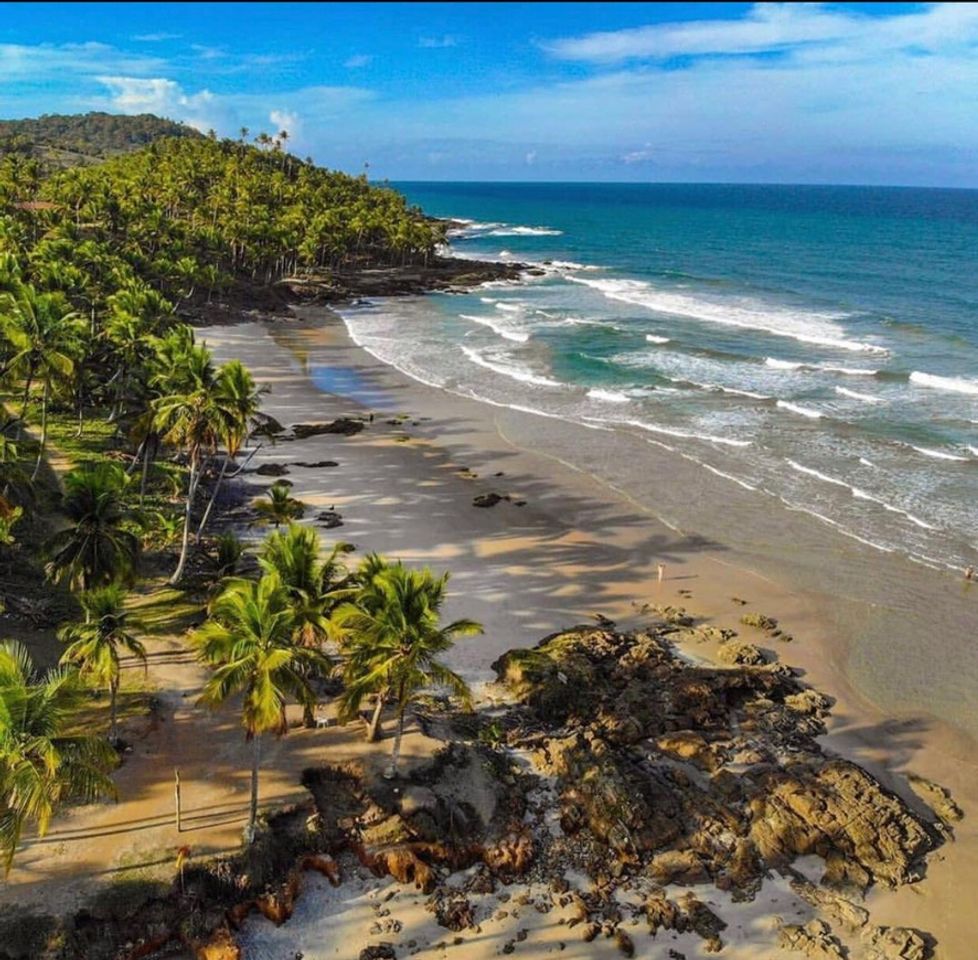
[378,178,978,192]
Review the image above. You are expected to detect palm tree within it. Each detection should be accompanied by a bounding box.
[258,524,353,646]
[192,572,330,842]
[257,524,353,725]
[0,284,83,478]
[59,585,147,739]
[152,344,224,583]
[253,482,304,528]
[0,641,116,872]
[195,359,263,540]
[45,462,139,591]
[332,563,481,771]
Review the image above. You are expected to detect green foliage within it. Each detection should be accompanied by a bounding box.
[44,461,140,590]
[192,571,332,839]
[0,640,117,872]
[59,584,146,737]
[0,112,203,171]
[332,559,481,772]
[214,531,244,578]
[257,523,353,645]
[254,481,304,528]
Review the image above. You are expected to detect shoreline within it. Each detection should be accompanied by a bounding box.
[201,307,978,957]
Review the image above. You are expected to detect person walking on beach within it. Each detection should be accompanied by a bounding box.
[657,563,666,584]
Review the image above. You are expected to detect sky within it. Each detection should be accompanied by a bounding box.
[2,2,977,186]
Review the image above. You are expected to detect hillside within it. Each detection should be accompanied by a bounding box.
[0,112,203,169]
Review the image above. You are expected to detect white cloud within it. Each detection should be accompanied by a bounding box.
[525,150,537,165]
[90,75,373,148]
[544,2,978,63]
[95,76,218,129]
[0,41,165,80]
[419,35,459,49]
[344,54,372,68]
[191,44,225,61]
[622,147,654,165]
[269,109,301,141]
[131,33,181,43]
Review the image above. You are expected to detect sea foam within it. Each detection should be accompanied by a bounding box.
[777,400,823,419]
[569,275,885,354]
[460,345,561,388]
[586,388,630,404]
[835,386,882,403]
[459,314,529,343]
[910,445,969,462]
[909,371,978,395]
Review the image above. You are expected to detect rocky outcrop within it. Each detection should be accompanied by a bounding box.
[255,462,289,476]
[907,775,963,826]
[292,417,365,438]
[287,255,528,301]
[778,919,846,959]
[493,627,941,903]
[860,925,929,960]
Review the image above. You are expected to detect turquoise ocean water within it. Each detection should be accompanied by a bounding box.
[340,183,978,574]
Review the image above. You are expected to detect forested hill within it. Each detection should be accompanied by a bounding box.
[0,131,446,318]
[0,112,203,169]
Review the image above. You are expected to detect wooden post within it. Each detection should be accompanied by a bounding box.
[174,768,182,833]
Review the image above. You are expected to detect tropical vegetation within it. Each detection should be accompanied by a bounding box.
[0,112,477,880]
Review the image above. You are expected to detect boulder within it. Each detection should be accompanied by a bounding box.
[472,492,503,508]
[647,849,709,886]
[428,892,475,931]
[788,878,868,932]
[255,463,289,476]
[292,418,364,438]
[315,509,344,528]
[359,945,397,960]
[740,612,778,631]
[907,775,962,825]
[655,732,720,771]
[716,640,767,666]
[860,925,929,960]
[748,760,935,889]
[778,920,846,959]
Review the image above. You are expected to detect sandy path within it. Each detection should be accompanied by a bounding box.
[2,584,440,915]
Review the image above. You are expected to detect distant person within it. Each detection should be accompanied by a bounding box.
[657,563,666,584]
[966,566,975,582]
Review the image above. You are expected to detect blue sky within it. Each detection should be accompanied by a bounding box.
[2,2,977,185]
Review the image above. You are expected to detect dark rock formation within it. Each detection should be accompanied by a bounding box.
[493,626,941,902]
[255,463,289,476]
[292,418,364,439]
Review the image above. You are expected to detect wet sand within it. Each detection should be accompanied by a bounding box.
[202,308,977,958]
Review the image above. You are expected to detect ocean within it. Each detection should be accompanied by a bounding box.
[341,182,978,576]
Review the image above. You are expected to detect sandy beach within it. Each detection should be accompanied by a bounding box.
[198,308,978,960]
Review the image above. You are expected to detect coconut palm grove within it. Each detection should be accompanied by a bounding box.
[0,116,469,894]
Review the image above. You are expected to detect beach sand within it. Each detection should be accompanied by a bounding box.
[201,309,978,959]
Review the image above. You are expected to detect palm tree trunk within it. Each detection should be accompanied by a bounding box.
[367,691,387,742]
[139,435,155,503]
[195,454,230,542]
[169,455,200,585]
[17,373,33,439]
[109,677,118,740]
[127,439,146,476]
[386,706,405,779]
[247,735,261,843]
[30,380,48,482]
